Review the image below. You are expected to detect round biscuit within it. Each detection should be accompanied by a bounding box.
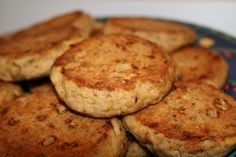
[104,17,196,52]
[171,47,229,89]
[0,90,127,157]
[123,83,236,157]
[0,11,95,81]
[50,34,174,118]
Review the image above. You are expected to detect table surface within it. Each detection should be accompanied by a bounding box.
[0,0,236,38]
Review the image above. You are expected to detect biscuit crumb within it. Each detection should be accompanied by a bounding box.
[57,105,67,114]
[214,98,228,111]
[42,136,56,146]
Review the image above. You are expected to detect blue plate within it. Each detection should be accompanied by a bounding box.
[98,17,236,157]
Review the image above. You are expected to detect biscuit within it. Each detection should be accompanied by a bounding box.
[123,82,236,157]
[0,90,127,157]
[0,81,23,107]
[104,17,196,52]
[51,34,174,118]
[171,47,229,88]
[0,11,95,81]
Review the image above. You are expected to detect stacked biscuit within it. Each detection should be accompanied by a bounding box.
[0,11,235,157]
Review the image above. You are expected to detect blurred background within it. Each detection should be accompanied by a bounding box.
[0,0,236,37]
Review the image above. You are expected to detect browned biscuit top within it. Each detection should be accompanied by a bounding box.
[106,17,193,33]
[0,91,122,157]
[104,17,196,53]
[0,12,90,58]
[54,34,173,91]
[134,83,236,154]
[171,47,229,88]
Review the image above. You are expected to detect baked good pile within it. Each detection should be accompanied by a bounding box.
[0,11,235,157]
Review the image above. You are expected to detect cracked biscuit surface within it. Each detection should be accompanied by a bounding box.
[171,47,229,89]
[104,17,196,52]
[0,11,94,81]
[50,34,174,118]
[0,90,127,157]
[123,82,236,157]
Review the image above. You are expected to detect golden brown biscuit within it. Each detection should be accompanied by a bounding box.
[0,81,23,107]
[123,83,236,157]
[104,17,196,52]
[51,34,174,118]
[0,11,95,81]
[0,90,127,157]
[171,47,229,88]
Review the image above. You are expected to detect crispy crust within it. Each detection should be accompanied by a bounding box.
[0,91,127,157]
[104,17,196,52]
[0,82,23,107]
[51,34,174,117]
[123,83,236,157]
[171,47,229,89]
[0,11,95,81]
